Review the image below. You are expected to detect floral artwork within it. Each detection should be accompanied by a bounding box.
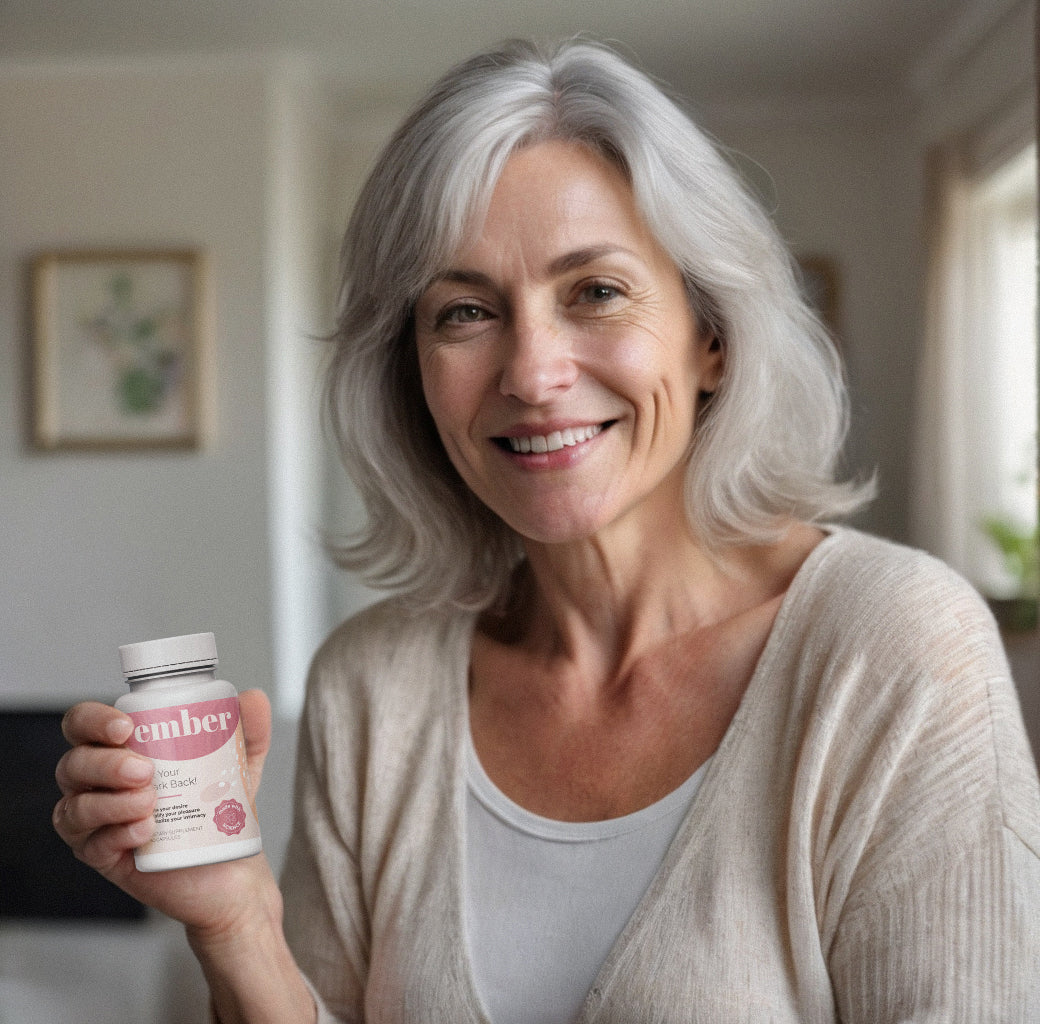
[31,250,205,449]
[79,270,185,415]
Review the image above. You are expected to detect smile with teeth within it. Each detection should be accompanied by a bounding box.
[503,423,605,454]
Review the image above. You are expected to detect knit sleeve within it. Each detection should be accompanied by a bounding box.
[280,626,371,1024]
[821,557,1040,1021]
[829,827,1040,1021]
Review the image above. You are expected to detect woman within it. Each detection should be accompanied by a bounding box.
[55,38,1040,1023]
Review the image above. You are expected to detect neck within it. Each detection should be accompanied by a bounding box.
[505,516,740,683]
[484,514,822,695]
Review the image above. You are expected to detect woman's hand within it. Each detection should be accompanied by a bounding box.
[53,689,277,934]
[55,691,315,1022]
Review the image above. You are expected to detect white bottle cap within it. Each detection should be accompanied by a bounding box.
[119,632,218,681]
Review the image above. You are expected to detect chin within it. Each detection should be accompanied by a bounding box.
[499,506,617,548]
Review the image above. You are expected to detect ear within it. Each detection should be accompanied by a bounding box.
[695,329,724,396]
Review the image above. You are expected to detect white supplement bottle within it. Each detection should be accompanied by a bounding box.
[115,632,262,872]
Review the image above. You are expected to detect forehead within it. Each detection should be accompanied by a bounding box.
[449,139,663,272]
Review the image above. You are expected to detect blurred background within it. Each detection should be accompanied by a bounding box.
[0,0,1035,1019]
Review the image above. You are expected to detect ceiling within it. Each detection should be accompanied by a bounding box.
[0,0,1009,102]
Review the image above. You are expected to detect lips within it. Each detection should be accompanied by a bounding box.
[499,423,605,454]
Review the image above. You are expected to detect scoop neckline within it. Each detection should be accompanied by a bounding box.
[465,729,711,842]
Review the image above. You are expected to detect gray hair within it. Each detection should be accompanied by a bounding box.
[325,37,873,610]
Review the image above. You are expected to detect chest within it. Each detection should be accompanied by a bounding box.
[468,623,767,820]
[354,594,841,1023]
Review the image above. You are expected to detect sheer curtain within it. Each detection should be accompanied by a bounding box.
[911,119,1037,599]
[912,143,975,576]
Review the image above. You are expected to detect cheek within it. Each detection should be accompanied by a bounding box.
[596,331,699,410]
[419,352,481,440]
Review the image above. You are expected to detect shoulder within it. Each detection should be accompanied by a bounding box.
[799,527,1002,665]
[303,596,476,736]
[811,526,982,608]
[308,594,475,687]
[787,527,1010,722]
[787,528,1040,859]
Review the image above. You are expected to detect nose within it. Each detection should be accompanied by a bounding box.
[498,309,579,405]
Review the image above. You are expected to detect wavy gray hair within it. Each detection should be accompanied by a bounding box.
[325,37,872,610]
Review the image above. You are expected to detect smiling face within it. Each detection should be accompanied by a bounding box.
[414,140,723,547]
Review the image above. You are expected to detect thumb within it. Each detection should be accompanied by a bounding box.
[237,688,272,800]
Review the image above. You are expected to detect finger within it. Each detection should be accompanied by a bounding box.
[55,785,156,844]
[238,688,271,794]
[62,701,134,747]
[58,812,155,876]
[55,743,154,797]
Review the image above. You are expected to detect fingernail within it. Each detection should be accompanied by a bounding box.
[121,757,154,784]
[130,818,155,844]
[107,718,134,744]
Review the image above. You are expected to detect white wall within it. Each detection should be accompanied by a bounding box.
[0,54,323,1022]
[0,58,278,707]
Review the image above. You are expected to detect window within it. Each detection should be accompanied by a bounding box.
[913,138,1037,624]
[971,145,1038,602]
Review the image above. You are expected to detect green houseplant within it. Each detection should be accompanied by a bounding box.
[981,515,1039,631]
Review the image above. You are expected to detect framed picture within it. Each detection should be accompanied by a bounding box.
[30,249,207,450]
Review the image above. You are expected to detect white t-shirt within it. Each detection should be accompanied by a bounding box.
[465,732,709,1024]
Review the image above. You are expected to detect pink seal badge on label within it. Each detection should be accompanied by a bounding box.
[213,798,248,836]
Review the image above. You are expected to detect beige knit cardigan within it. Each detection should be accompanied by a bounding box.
[281,528,1040,1022]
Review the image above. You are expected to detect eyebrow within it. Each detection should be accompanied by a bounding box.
[431,268,495,289]
[429,245,637,290]
[547,245,635,276]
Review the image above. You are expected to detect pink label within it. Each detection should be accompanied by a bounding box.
[125,698,240,760]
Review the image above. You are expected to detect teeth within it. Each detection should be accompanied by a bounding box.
[507,424,603,454]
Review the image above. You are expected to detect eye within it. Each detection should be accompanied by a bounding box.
[438,303,491,327]
[576,282,622,305]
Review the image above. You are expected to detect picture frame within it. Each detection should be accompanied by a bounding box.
[30,249,207,450]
